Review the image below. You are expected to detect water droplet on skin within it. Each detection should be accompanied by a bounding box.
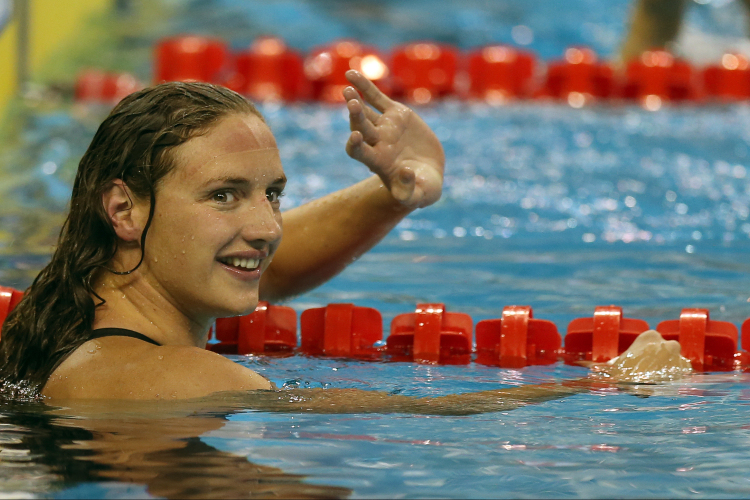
[87,348,96,354]
[157,355,164,360]
[154,257,158,263]
[96,345,101,350]
[182,250,186,254]
[191,236,195,240]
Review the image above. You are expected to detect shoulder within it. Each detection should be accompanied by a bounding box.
[43,337,272,400]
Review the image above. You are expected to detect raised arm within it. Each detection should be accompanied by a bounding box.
[259,70,445,302]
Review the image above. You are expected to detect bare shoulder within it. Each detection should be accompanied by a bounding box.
[43,337,272,400]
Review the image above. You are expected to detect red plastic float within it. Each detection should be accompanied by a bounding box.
[0,286,24,334]
[387,303,472,364]
[539,47,616,106]
[564,306,650,363]
[155,35,229,84]
[622,49,699,108]
[75,70,143,104]
[656,308,738,370]
[231,36,308,102]
[475,306,561,367]
[300,303,382,358]
[466,45,536,102]
[210,301,297,355]
[703,53,750,101]
[304,39,389,103]
[391,42,459,104]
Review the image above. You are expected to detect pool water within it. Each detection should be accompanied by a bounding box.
[4,0,750,498]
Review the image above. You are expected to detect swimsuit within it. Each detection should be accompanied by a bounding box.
[88,328,161,346]
[44,328,161,388]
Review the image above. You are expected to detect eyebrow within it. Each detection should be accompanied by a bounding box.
[200,175,287,190]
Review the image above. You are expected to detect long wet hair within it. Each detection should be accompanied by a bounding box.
[0,81,263,396]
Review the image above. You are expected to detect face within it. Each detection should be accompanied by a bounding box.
[137,113,285,323]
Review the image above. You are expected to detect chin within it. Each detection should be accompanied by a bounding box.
[215,298,260,318]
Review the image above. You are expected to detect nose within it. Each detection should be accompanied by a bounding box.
[241,193,282,247]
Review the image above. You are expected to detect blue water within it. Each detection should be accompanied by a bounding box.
[4,0,750,498]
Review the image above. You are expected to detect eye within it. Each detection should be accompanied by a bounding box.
[212,190,236,204]
[266,188,284,204]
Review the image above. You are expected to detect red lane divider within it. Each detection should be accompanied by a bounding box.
[391,42,458,104]
[467,45,536,102]
[703,53,750,101]
[387,303,472,364]
[656,308,738,371]
[564,306,650,363]
[304,39,389,103]
[0,286,24,338]
[75,70,144,104]
[475,305,561,368]
[230,36,308,102]
[622,49,700,108]
[155,35,229,84]
[76,35,750,107]
[538,47,616,106]
[3,279,750,372]
[300,303,382,359]
[210,301,296,355]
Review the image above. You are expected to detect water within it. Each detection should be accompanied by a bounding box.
[5,0,750,497]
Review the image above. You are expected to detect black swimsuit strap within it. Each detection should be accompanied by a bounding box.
[89,328,162,346]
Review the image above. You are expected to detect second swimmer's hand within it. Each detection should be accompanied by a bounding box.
[343,70,445,209]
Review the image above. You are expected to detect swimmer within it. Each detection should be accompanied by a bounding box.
[619,0,750,64]
[0,71,689,411]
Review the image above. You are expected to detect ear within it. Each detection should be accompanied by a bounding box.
[102,180,147,242]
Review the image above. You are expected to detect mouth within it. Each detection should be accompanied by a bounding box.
[217,256,261,272]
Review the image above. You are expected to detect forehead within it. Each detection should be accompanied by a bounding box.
[171,113,278,173]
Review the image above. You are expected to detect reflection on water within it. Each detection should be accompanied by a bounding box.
[0,400,350,499]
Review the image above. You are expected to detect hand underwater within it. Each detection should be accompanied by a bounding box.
[590,330,693,384]
[343,70,446,209]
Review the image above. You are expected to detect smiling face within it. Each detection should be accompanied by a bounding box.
[137,113,285,323]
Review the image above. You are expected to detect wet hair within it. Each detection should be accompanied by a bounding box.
[0,81,263,396]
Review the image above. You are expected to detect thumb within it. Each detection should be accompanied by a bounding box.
[389,167,416,204]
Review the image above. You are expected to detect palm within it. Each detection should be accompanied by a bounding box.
[343,70,445,208]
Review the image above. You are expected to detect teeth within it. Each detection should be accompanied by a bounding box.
[222,257,259,270]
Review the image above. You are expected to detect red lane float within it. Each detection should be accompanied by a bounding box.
[703,53,750,101]
[142,36,750,106]
[622,49,700,109]
[564,306,650,363]
[75,70,143,104]
[387,303,472,364]
[656,308,738,371]
[475,305,561,368]
[467,45,536,102]
[0,286,24,337]
[3,277,750,372]
[539,47,616,106]
[155,35,229,84]
[210,301,296,355]
[300,303,382,359]
[304,40,389,103]
[231,36,308,102]
[391,42,458,104]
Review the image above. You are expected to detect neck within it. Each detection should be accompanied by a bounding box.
[92,269,211,348]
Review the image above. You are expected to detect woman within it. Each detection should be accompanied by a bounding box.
[0,71,689,409]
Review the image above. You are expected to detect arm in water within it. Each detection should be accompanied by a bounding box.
[216,331,693,415]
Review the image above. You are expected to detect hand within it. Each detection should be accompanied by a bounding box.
[343,70,445,209]
[590,330,693,384]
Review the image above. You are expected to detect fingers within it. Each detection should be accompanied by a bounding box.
[343,85,380,123]
[346,99,379,145]
[345,131,378,166]
[345,70,395,113]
